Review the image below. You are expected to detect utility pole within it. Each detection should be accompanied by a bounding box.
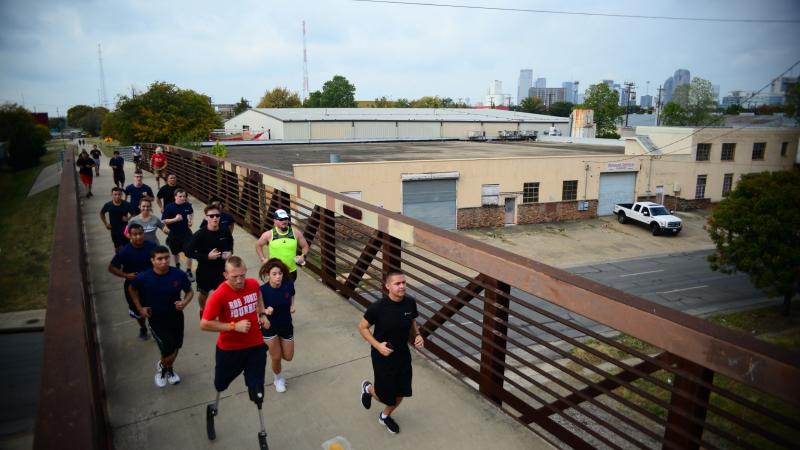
[624,81,635,127]
[655,85,664,126]
[302,20,309,101]
[98,44,108,109]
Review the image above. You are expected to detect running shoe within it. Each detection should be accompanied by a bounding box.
[154,361,167,388]
[360,380,372,409]
[274,376,286,393]
[379,413,400,434]
[166,367,181,385]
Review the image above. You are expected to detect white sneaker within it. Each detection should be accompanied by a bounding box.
[274,376,286,393]
[154,361,167,388]
[167,367,181,385]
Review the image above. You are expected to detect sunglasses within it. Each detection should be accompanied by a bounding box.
[276,217,289,221]
[207,214,221,218]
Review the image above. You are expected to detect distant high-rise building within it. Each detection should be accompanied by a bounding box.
[562,81,579,103]
[663,77,674,103]
[535,77,546,88]
[640,94,653,108]
[517,69,533,105]
[487,80,510,108]
[712,84,720,105]
[529,87,565,107]
[663,69,690,103]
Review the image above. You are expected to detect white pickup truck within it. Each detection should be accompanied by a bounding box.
[613,202,683,236]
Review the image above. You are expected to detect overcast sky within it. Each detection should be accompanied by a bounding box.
[1,0,798,116]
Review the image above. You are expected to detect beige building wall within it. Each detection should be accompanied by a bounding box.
[225,110,285,139]
[442,122,478,138]
[311,121,353,140]
[284,122,311,140]
[293,127,799,214]
[355,122,397,139]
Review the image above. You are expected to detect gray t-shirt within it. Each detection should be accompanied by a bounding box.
[129,215,166,244]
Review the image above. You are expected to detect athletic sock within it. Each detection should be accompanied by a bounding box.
[381,413,389,419]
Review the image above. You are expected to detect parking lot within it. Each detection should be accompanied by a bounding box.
[459,209,715,268]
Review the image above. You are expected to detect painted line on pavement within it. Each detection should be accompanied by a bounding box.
[619,269,665,278]
[655,285,708,294]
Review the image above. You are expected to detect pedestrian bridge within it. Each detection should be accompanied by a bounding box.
[34,144,799,450]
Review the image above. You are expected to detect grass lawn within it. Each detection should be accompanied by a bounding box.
[0,141,65,312]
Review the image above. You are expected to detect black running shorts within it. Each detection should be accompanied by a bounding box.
[148,312,185,357]
[371,350,413,406]
[214,344,268,392]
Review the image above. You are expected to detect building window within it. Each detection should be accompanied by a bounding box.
[522,182,539,203]
[752,142,766,160]
[696,143,711,161]
[341,191,362,201]
[722,173,733,196]
[481,184,500,206]
[721,143,735,161]
[562,180,578,201]
[695,175,707,199]
[781,142,788,157]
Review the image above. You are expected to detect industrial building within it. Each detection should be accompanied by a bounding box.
[224,108,569,141]
[223,126,799,230]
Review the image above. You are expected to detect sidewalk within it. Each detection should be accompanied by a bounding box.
[82,153,551,449]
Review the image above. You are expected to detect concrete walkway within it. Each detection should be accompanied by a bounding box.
[81,153,551,449]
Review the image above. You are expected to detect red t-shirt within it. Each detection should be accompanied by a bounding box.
[202,278,263,350]
[150,153,166,168]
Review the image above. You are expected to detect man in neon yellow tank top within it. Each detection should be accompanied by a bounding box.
[255,209,310,282]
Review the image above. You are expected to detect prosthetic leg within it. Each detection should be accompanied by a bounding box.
[206,392,220,440]
[249,385,269,450]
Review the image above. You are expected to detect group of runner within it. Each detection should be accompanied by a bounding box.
[89,142,424,438]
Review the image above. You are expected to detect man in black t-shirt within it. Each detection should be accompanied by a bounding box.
[100,187,135,252]
[187,204,234,317]
[109,150,126,188]
[156,174,180,212]
[358,271,424,434]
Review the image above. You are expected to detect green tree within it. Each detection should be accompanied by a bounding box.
[257,87,301,108]
[303,91,323,107]
[548,101,574,117]
[724,103,743,115]
[0,103,46,170]
[664,78,722,126]
[80,107,109,136]
[411,96,443,108]
[785,82,800,124]
[48,117,66,131]
[372,96,394,108]
[233,97,251,115]
[394,98,411,108]
[578,83,623,138]
[518,96,546,114]
[707,171,800,315]
[100,81,221,145]
[660,101,690,126]
[67,104,93,128]
[320,75,356,107]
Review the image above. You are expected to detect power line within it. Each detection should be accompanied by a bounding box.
[351,0,800,24]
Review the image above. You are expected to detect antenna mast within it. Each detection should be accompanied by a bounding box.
[302,21,309,101]
[98,43,108,108]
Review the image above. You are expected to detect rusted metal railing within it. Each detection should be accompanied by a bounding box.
[34,150,111,450]
[144,143,800,450]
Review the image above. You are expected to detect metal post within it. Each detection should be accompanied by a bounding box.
[380,233,401,292]
[479,277,510,405]
[663,356,714,450]
[319,207,337,288]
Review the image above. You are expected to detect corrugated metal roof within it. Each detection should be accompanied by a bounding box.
[251,108,569,123]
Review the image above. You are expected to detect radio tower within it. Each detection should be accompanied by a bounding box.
[98,43,109,108]
[302,20,309,101]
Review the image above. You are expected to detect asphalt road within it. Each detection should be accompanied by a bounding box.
[0,332,43,438]
[416,250,769,357]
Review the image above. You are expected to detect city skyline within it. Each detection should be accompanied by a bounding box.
[1,0,799,116]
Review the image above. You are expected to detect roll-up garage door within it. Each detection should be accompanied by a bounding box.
[598,172,636,216]
[402,178,457,229]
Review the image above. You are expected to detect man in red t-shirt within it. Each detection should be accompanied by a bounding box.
[149,147,168,188]
[200,256,270,443]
